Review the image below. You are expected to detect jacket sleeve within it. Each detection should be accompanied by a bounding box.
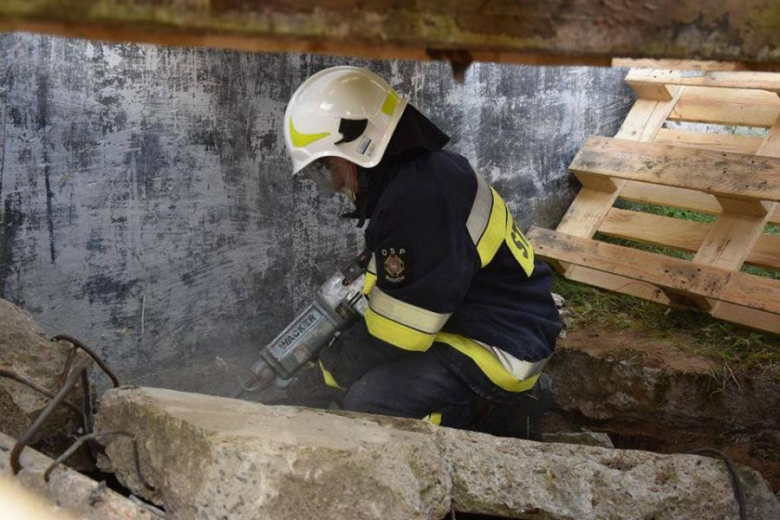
[363,188,477,351]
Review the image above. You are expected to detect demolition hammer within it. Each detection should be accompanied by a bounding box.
[232,254,368,398]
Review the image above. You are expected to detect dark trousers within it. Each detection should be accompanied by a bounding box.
[288,320,551,437]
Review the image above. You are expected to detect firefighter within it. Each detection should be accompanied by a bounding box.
[283,66,561,438]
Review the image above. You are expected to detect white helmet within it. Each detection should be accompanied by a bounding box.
[284,66,408,174]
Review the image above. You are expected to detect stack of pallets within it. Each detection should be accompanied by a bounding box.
[529,68,780,334]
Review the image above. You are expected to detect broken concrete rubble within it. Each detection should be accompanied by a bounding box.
[0,299,94,468]
[546,330,780,491]
[0,431,153,519]
[544,431,614,448]
[97,387,780,520]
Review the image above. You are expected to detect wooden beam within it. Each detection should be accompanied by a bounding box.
[612,59,749,71]
[0,2,779,69]
[625,69,679,101]
[627,69,780,93]
[653,129,764,155]
[693,210,771,268]
[711,302,780,335]
[564,265,780,334]
[566,265,674,306]
[618,183,780,224]
[528,227,780,315]
[570,136,780,203]
[668,86,780,128]
[600,208,709,251]
[713,197,770,217]
[599,208,780,270]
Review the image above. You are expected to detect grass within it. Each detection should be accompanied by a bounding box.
[553,198,780,372]
[553,274,780,372]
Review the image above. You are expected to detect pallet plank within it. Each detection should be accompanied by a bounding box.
[653,129,764,155]
[563,264,780,334]
[693,212,770,268]
[627,69,780,93]
[618,183,780,224]
[612,59,749,72]
[668,86,780,127]
[625,69,679,100]
[599,208,780,270]
[570,136,780,203]
[529,227,780,315]
[566,265,674,306]
[601,207,708,250]
[711,303,780,335]
[714,196,771,217]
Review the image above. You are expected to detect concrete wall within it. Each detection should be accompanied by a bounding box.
[0,33,634,394]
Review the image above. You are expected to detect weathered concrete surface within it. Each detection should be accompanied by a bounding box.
[0,32,633,394]
[0,298,93,467]
[0,431,153,519]
[0,1,778,67]
[544,431,614,449]
[96,386,780,520]
[97,387,451,520]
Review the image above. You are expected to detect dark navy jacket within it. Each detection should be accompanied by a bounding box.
[362,149,561,402]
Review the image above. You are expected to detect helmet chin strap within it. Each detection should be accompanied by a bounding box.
[340,169,370,228]
[354,169,370,228]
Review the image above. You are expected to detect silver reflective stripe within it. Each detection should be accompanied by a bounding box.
[474,339,549,381]
[369,286,451,333]
[465,173,493,246]
[367,254,377,274]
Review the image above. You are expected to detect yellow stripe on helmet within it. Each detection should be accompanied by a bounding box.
[381,90,399,116]
[289,118,330,148]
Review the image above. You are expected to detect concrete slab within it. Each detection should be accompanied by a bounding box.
[97,386,780,520]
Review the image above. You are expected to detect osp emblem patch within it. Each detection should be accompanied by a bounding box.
[381,247,408,284]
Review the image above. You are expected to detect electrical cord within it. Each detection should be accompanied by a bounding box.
[689,448,747,520]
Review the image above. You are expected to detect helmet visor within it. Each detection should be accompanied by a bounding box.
[302,160,335,192]
[301,158,357,201]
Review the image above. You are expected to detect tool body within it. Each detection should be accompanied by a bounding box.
[234,256,367,398]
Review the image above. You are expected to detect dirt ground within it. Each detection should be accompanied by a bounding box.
[548,326,780,493]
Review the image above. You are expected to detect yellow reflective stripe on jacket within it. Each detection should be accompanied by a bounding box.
[364,308,437,351]
[475,187,508,268]
[422,412,442,426]
[319,360,344,390]
[369,286,450,333]
[466,172,493,244]
[435,332,542,393]
[466,172,535,275]
[363,254,377,295]
[504,211,535,277]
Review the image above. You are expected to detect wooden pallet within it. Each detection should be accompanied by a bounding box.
[530,68,780,335]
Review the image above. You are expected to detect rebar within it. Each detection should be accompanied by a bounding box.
[0,368,85,423]
[43,430,155,491]
[56,345,78,390]
[81,368,94,434]
[51,334,120,388]
[10,357,91,475]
